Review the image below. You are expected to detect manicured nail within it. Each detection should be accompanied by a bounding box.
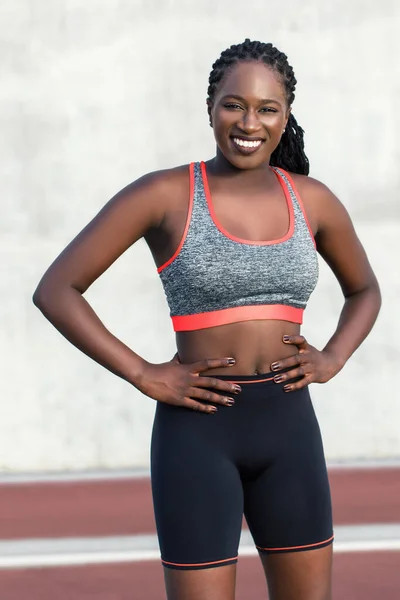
[227,358,236,365]
[283,385,291,392]
[274,375,284,383]
[226,398,235,406]
[233,385,241,393]
[283,335,291,342]
[210,406,218,413]
[271,362,280,371]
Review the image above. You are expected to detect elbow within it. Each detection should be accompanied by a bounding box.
[32,283,52,313]
[368,276,382,311]
[32,279,75,314]
[367,282,382,327]
[373,282,382,315]
[32,281,43,309]
[346,279,382,315]
[33,276,82,314]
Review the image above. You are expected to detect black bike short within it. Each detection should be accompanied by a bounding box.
[150,372,333,570]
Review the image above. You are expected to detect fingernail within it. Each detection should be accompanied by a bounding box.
[283,336,291,342]
[271,362,280,371]
[274,375,284,383]
[210,406,218,413]
[283,385,291,392]
[233,385,241,393]
[226,398,235,406]
[227,358,236,365]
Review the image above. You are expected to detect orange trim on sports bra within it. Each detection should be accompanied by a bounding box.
[157,163,195,274]
[201,161,295,246]
[279,169,316,248]
[172,304,303,332]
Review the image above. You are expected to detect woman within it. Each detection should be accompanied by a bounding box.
[33,39,381,600]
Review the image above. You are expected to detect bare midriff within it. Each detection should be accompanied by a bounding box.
[176,319,301,375]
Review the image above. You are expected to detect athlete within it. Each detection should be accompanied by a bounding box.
[33,39,381,600]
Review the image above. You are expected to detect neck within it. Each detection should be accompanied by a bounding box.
[208,148,275,184]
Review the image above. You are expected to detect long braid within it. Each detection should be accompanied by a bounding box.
[207,39,309,175]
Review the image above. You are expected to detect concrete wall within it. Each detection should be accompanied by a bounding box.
[1,0,399,472]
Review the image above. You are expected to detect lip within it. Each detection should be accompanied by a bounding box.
[230,135,265,155]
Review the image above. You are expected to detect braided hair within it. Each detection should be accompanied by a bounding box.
[207,39,309,175]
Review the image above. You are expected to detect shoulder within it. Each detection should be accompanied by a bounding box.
[286,172,350,236]
[109,163,191,227]
[120,163,191,203]
[289,172,336,202]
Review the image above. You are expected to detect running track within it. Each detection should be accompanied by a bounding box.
[0,467,399,599]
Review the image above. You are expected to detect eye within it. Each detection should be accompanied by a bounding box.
[259,107,278,113]
[223,103,243,110]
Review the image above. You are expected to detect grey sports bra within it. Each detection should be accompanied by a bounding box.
[158,161,318,332]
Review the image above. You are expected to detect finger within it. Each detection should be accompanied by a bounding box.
[191,357,236,374]
[282,335,308,348]
[195,376,241,394]
[271,353,305,372]
[189,387,235,407]
[283,374,313,393]
[183,398,218,414]
[273,366,307,384]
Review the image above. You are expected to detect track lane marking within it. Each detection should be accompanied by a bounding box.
[1,539,400,570]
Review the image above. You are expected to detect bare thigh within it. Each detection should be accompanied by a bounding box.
[260,545,333,600]
[164,564,236,600]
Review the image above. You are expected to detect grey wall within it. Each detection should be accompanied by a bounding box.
[1,0,399,472]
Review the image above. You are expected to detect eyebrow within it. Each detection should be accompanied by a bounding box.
[220,94,282,106]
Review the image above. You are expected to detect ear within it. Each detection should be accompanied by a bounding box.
[206,98,213,127]
[284,106,292,131]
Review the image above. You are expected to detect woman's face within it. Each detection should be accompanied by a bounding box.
[208,61,290,170]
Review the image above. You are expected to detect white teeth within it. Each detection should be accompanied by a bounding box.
[233,137,262,148]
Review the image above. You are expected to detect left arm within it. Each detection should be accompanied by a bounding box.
[271,177,381,391]
[316,184,381,370]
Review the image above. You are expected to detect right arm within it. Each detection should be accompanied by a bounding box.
[33,170,240,412]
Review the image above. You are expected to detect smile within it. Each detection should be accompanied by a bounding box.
[231,137,264,154]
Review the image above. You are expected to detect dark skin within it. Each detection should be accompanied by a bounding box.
[33,61,381,600]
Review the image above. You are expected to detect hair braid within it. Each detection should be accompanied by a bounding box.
[207,39,309,175]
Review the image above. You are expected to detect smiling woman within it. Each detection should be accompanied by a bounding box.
[33,38,381,600]
[210,64,291,164]
[206,41,309,175]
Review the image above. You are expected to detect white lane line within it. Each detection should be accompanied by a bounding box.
[0,469,150,484]
[240,540,400,556]
[333,540,400,553]
[1,540,400,570]
[1,460,400,484]
[0,549,161,569]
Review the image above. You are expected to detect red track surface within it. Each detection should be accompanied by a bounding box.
[1,468,399,539]
[0,468,399,599]
[0,553,399,600]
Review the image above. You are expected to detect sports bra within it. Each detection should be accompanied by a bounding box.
[157,161,318,332]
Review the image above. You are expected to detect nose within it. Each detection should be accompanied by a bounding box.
[238,109,262,134]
